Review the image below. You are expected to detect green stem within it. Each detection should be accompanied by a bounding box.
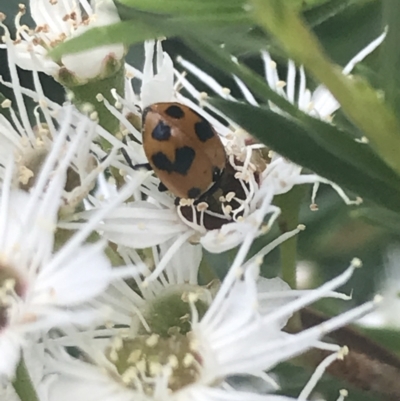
[274,186,305,288]
[58,58,125,144]
[279,227,298,289]
[274,185,306,330]
[12,357,39,401]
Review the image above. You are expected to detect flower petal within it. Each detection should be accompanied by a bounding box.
[34,243,112,306]
[100,201,188,249]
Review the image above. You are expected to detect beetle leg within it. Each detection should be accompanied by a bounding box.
[158,182,168,192]
[132,163,152,171]
[194,168,225,204]
[121,148,152,171]
[122,133,137,144]
[212,166,223,182]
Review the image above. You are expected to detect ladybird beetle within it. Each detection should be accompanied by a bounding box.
[142,102,226,199]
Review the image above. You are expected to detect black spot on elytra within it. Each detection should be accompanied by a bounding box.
[152,121,171,141]
[194,119,215,142]
[165,105,185,119]
[152,152,173,173]
[173,146,196,175]
[151,146,195,176]
[188,187,201,199]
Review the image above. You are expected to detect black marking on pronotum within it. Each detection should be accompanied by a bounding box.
[151,146,195,175]
[152,121,172,141]
[173,146,196,175]
[187,187,201,199]
[165,105,185,119]
[194,119,215,142]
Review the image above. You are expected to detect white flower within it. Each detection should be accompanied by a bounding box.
[40,244,375,401]
[0,0,124,81]
[0,34,122,210]
[0,129,114,378]
[0,51,155,377]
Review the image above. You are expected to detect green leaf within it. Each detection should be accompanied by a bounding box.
[50,19,165,61]
[210,99,400,212]
[168,13,251,25]
[250,0,400,179]
[361,327,400,355]
[12,358,40,401]
[299,114,400,190]
[304,0,358,27]
[117,0,245,15]
[380,0,400,115]
[313,0,382,66]
[180,35,298,113]
[50,10,256,60]
[352,206,400,234]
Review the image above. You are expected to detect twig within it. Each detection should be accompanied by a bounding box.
[300,308,400,401]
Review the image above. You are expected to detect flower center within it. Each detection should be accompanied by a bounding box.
[18,148,48,191]
[108,333,202,395]
[0,264,25,330]
[136,288,209,337]
[106,286,212,395]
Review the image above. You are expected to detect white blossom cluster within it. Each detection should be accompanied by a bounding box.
[0,1,387,400]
